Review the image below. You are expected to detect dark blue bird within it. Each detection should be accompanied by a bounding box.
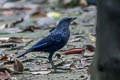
[17,17,77,72]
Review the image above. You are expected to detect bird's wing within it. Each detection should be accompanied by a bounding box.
[17,33,63,58]
[33,32,63,49]
[30,32,63,51]
[32,42,47,49]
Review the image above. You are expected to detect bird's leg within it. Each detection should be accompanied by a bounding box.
[48,53,56,72]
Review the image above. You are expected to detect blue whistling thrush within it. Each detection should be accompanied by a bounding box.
[17,17,77,72]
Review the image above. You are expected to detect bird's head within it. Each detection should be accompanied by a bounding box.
[54,17,77,31]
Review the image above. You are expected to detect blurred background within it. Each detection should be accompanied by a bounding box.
[0,0,96,30]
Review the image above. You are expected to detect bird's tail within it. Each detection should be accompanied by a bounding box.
[17,49,32,58]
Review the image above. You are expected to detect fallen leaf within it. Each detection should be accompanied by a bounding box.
[64,48,85,55]
[0,37,32,43]
[85,45,95,52]
[13,59,24,72]
[70,64,76,69]
[31,70,51,75]
[9,37,32,43]
[0,70,11,80]
[1,61,15,72]
[0,57,24,73]
[0,55,10,61]
[31,12,46,19]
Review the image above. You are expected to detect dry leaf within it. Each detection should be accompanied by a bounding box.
[9,37,32,43]
[86,45,95,52]
[0,37,32,43]
[0,70,11,80]
[14,59,24,72]
[64,48,85,55]
[31,70,51,75]
[32,12,46,19]
[0,55,10,61]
